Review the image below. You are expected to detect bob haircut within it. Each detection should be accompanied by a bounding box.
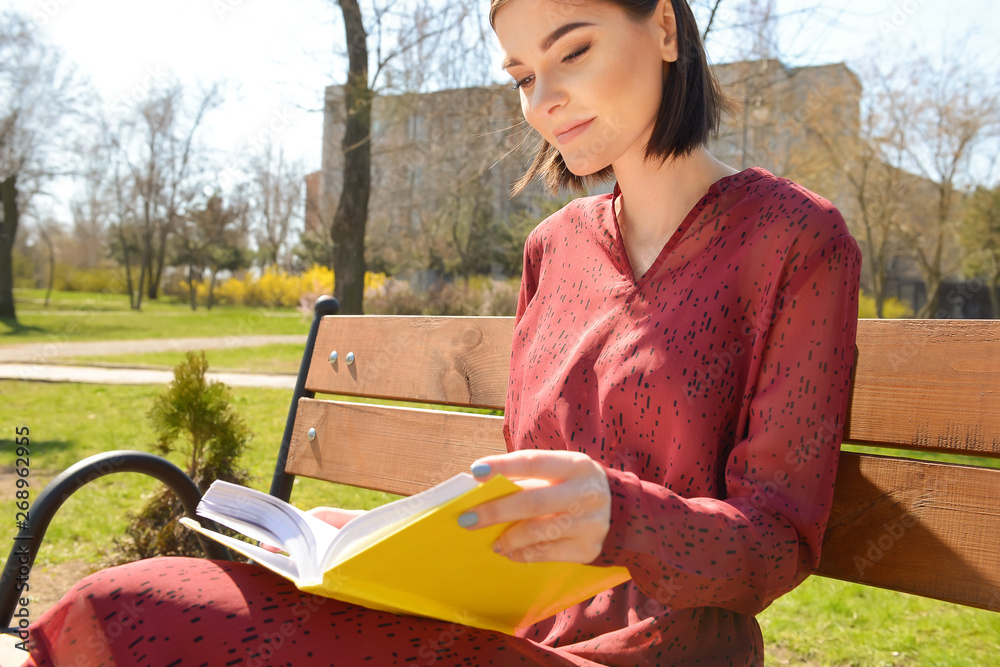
[490,0,731,195]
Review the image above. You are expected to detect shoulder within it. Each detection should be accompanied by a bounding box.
[739,168,852,244]
[523,191,614,255]
[724,168,858,264]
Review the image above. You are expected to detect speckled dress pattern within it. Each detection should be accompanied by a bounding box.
[25,168,860,667]
[506,168,861,665]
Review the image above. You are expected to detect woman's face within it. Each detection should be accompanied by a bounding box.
[494,0,677,176]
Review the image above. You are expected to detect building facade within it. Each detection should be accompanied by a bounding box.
[310,59,981,316]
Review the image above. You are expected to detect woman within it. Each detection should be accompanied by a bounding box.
[26,0,860,664]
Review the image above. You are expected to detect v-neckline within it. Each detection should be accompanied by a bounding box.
[609,168,759,287]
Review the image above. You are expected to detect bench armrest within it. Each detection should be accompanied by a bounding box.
[0,450,232,628]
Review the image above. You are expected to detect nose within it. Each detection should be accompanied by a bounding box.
[526,76,567,119]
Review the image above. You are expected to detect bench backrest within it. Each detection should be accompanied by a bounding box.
[278,314,1000,612]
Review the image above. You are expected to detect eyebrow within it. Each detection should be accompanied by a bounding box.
[501,22,595,71]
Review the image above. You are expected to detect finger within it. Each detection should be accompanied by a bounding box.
[503,538,597,564]
[470,449,597,482]
[468,473,607,530]
[494,512,608,563]
[308,507,365,529]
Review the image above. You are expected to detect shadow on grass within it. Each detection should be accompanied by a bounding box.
[0,438,75,460]
[0,318,46,337]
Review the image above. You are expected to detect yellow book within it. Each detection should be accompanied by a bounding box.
[181,474,631,635]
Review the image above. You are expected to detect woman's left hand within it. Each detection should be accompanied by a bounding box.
[459,450,612,564]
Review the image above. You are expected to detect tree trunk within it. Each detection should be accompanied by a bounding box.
[331,0,372,315]
[146,235,161,301]
[149,219,170,300]
[117,223,138,310]
[41,227,55,308]
[188,265,198,311]
[0,175,19,322]
[207,271,218,311]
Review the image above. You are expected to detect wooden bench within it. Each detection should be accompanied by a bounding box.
[3,300,999,660]
[280,311,1000,614]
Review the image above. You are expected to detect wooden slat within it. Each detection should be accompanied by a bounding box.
[286,398,507,496]
[845,319,1000,457]
[306,316,999,457]
[305,316,514,409]
[817,452,1000,611]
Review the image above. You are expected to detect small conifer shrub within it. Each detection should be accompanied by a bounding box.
[108,352,251,563]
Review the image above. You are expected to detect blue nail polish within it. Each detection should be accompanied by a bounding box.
[470,463,491,478]
[457,512,478,528]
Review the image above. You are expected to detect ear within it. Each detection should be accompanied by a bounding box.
[656,0,679,63]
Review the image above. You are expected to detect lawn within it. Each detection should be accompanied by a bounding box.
[65,343,307,375]
[1,289,310,344]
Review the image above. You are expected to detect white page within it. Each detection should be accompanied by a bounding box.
[180,517,304,582]
[195,481,341,581]
[319,473,480,568]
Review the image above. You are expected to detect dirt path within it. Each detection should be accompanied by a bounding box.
[0,363,297,388]
[0,335,304,387]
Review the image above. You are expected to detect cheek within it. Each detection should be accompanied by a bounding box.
[520,96,533,126]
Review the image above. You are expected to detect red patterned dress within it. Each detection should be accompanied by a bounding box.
[26,168,860,666]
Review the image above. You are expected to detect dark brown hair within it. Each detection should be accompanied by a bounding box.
[491,0,731,195]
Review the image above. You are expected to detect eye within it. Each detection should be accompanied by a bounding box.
[511,75,534,90]
[562,44,590,63]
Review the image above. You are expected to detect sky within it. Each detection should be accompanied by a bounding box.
[7,0,1000,217]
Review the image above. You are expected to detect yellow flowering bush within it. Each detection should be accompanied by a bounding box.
[180,265,388,310]
[858,292,913,319]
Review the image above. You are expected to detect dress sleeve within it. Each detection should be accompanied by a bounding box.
[515,228,541,324]
[593,233,862,616]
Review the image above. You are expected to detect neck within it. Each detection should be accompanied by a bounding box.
[612,146,738,244]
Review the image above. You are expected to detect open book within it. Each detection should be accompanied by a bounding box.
[181,473,631,635]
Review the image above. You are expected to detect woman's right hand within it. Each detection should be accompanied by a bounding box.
[260,507,367,552]
[307,506,367,529]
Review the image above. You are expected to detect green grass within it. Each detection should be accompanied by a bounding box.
[65,343,307,375]
[842,443,1000,469]
[759,576,1000,666]
[0,381,396,569]
[1,289,309,344]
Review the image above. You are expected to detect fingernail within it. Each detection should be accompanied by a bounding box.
[470,463,491,478]
[492,542,503,554]
[457,512,478,528]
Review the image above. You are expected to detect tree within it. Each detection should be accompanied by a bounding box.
[891,58,1000,318]
[172,190,251,310]
[805,64,904,318]
[248,143,303,270]
[106,132,143,308]
[108,82,222,308]
[962,184,1000,318]
[0,12,90,322]
[35,218,59,307]
[800,53,999,319]
[328,0,373,314]
[325,0,494,313]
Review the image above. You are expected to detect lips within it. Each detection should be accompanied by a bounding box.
[554,117,596,144]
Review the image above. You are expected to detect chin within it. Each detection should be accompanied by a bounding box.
[561,156,611,179]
